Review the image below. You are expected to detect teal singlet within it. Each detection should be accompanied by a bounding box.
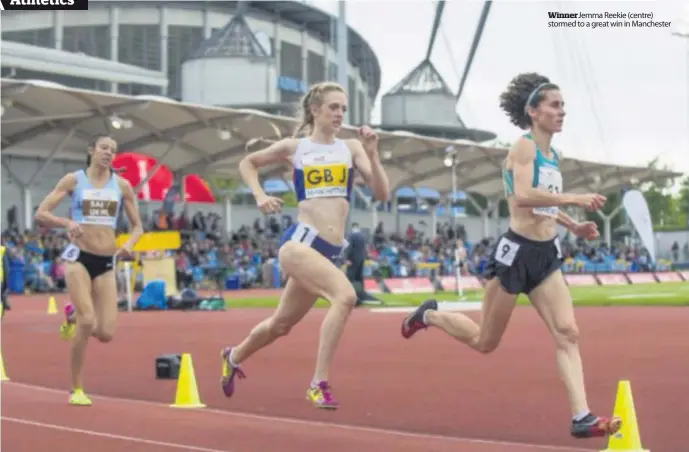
[502,133,563,218]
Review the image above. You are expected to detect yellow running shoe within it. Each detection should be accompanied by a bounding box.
[68,388,92,406]
[59,322,75,341]
[59,303,76,341]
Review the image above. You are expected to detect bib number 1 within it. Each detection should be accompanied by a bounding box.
[291,224,317,246]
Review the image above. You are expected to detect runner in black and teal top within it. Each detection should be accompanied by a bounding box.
[503,132,562,219]
[402,72,620,440]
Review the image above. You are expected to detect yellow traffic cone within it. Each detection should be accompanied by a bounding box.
[0,352,9,381]
[170,353,205,408]
[47,296,58,315]
[600,380,649,452]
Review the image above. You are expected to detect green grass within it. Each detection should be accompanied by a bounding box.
[224,282,689,309]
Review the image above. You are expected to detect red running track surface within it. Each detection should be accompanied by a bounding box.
[2,293,688,451]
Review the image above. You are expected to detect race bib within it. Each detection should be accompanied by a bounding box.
[495,236,520,266]
[533,165,563,218]
[81,188,119,225]
[553,236,563,259]
[302,162,349,199]
[61,244,80,262]
[289,224,348,260]
[290,223,318,246]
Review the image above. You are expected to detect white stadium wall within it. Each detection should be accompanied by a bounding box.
[182,57,277,106]
[382,93,461,128]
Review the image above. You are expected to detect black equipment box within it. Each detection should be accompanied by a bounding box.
[155,353,182,379]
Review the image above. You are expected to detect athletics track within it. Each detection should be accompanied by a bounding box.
[2,291,688,451]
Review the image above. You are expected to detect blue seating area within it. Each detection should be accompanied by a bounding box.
[561,253,674,274]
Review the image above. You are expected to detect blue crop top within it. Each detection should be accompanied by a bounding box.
[69,170,122,228]
[292,137,353,203]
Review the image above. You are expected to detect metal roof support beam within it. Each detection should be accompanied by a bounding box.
[596,204,623,245]
[26,127,75,187]
[2,111,111,126]
[4,99,95,145]
[1,99,149,148]
[474,144,504,170]
[464,191,496,214]
[353,185,372,208]
[126,117,212,162]
[176,143,247,175]
[571,159,599,192]
[464,192,498,237]
[596,203,622,222]
[1,159,26,189]
[279,174,294,194]
[425,1,446,61]
[455,1,493,104]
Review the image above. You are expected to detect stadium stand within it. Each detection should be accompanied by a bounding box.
[3,209,685,295]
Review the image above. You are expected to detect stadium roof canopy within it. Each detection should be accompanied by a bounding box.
[1,79,682,201]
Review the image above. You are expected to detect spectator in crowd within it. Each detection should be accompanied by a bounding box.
[1,207,684,296]
[344,222,372,305]
[1,243,9,317]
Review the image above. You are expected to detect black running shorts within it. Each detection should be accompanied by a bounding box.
[61,245,115,280]
[484,229,563,295]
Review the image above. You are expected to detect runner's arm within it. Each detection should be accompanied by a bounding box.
[512,138,577,208]
[238,138,296,200]
[555,210,578,231]
[34,174,78,229]
[551,150,578,230]
[347,139,390,201]
[118,177,144,249]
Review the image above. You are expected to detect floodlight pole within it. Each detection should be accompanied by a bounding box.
[337,1,349,122]
[451,156,458,227]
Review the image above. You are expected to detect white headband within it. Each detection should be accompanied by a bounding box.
[524,83,550,112]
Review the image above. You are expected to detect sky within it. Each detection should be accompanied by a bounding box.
[310,0,689,175]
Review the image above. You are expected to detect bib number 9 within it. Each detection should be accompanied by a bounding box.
[495,237,520,266]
